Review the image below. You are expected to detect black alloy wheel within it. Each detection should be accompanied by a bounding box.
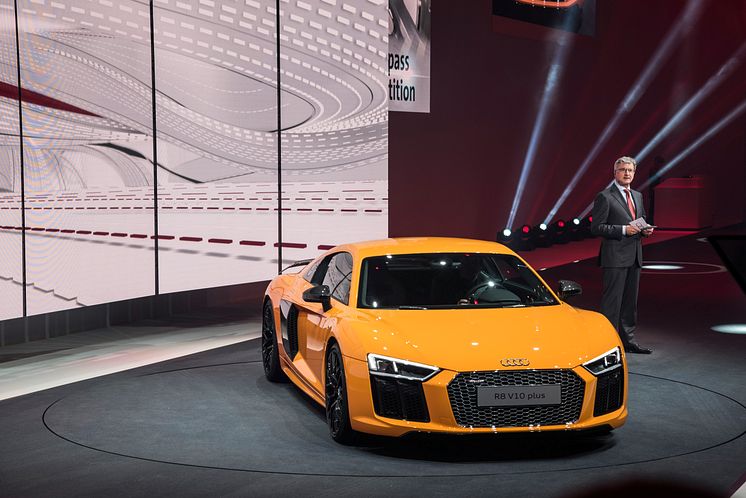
[262,301,286,382]
[325,343,357,444]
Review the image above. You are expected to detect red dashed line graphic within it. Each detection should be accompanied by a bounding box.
[275,242,308,249]
[0,226,336,251]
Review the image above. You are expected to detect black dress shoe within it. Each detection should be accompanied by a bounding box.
[625,342,652,354]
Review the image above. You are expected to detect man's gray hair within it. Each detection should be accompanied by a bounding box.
[614,156,637,170]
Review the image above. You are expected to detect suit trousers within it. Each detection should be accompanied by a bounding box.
[600,266,641,346]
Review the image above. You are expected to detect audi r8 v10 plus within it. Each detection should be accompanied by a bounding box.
[261,238,627,443]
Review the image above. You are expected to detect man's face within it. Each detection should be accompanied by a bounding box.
[614,163,635,188]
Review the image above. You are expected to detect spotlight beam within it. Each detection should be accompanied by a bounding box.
[636,42,746,164]
[637,98,746,190]
[578,97,746,219]
[542,0,703,226]
[505,28,574,230]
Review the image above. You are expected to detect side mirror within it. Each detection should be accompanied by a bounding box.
[303,284,332,312]
[558,280,582,300]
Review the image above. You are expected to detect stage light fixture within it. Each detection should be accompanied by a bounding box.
[549,219,569,244]
[513,224,535,251]
[497,228,514,246]
[531,223,551,248]
[572,215,594,238]
[567,217,584,240]
[542,0,704,226]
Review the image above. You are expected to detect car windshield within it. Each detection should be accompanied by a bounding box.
[358,253,558,309]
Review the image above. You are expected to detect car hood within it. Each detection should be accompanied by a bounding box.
[352,304,619,372]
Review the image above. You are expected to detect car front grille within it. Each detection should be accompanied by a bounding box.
[447,369,585,428]
[593,367,624,416]
[370,376,430,422]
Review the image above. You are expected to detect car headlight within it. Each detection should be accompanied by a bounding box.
[367,353,440,382]
[582,347,622,376]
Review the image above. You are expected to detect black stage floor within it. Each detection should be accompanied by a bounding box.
[1,232,745,497]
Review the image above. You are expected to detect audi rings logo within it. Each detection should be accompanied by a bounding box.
[500,358,530,367]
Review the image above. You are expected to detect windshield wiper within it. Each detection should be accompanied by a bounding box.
[398,305,428,310]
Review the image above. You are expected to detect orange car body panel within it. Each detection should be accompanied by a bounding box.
[265,237,627,437]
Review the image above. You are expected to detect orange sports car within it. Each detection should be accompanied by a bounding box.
[262,237,627,443]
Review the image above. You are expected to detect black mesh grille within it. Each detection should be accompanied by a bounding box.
[370,376,429,422]
[287,306,299,359]
[594,368,624,416]
[447,370,585,428]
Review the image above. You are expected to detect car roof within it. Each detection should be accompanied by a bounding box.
[330,237,519,260]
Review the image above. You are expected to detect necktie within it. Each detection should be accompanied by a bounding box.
[624,188,636,218]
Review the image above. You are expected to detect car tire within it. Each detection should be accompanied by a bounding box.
[325,343,357,444]
[261,300,286,382]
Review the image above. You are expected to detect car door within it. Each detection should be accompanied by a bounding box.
[284,252,352,396]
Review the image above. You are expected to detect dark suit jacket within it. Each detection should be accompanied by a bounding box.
[591,185,646,268]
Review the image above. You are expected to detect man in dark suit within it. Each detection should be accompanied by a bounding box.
[591,156,654,354]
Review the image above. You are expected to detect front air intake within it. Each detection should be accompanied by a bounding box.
[370,376,430,422]
[593,368,624,416]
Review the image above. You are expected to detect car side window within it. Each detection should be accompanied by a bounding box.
[303,259,321,283]
[322,252,353,305]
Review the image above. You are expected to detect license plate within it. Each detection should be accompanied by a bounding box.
[477,385,562,407]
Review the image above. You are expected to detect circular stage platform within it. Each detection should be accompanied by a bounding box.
[42,348,746,477]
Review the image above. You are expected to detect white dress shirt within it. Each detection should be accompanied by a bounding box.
[614,181,636,236]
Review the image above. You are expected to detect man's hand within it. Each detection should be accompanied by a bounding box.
[642,227,654,237]
[626,224,641,236]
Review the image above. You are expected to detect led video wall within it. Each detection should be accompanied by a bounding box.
[0,0,23,319]
[0,0,388,320]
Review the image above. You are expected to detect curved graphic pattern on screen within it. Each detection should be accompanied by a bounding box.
[0,0,388,318]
